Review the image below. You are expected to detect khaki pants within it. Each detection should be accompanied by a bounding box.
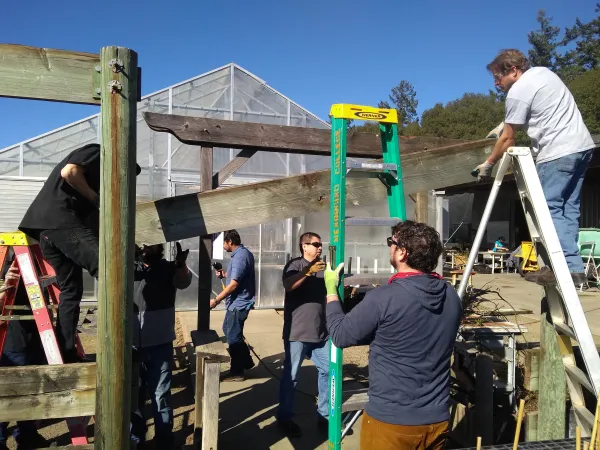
[360,411,449,450]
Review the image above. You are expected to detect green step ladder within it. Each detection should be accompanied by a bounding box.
[327,103,407,448]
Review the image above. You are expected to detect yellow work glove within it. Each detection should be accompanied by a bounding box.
[305,260,326,276]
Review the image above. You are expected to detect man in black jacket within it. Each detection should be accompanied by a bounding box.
[325,221,462,450]
[19,143,140,362]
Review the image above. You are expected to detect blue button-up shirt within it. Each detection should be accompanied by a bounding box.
[226,245,256,310]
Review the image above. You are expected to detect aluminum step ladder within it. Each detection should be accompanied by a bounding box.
[327,104,407,449]
[0,231,89,445]
[458,147,600,436]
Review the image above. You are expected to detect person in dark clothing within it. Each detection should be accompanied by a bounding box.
[277,231,329,438]
[0,266,47,450]
[210,230,255,381]
[130,242,191,449]
[325,221,462,450]
[18,143,141,362]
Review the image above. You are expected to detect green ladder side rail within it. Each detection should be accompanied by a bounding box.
[328,103,407,449]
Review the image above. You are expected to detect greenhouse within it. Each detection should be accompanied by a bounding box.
[0,63,406,309]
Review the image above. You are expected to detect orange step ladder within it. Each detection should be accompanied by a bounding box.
[0,231,89,445]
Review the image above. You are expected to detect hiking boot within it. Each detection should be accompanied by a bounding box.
[278,419,302,438]
[220,370,245,382]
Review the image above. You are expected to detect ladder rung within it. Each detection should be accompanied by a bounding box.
[40,275,57,288]
[346,217,401,226]
[573,405,595,429]
[347,161,397,171]
[0,315,35,321]
[564,364,594,394]
[554,321,576,340]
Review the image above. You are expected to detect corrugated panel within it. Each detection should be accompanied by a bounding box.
[0,178,44,232]
[581,175,600,228]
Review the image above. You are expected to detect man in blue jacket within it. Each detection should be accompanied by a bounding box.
[325,220,462,450]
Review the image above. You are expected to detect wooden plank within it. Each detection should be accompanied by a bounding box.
[342,388,368,412]
[198,147,213,332]
[475,352,494,445]
[0,363,95,397]
[192,329,231,363]
[525,411,538,442]
[135,136,494,245]
[0,44,100,105]
[0,362,95,422]
[143,112,478,158]
[201,361,221,450]
[523,348,540,391]
[195,355,206,432]
[95,46,138,450]
[213,148,257,186]
[0,389,95,422]
[537,300,566,440]
[414,191,428,223]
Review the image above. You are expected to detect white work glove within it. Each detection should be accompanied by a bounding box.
[472,161,495,182]
[486,122,505,139]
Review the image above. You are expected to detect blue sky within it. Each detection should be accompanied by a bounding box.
[0,0,596,149]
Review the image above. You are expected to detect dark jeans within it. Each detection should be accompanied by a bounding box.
[222,308,253,374]
[39,227,99,362]
[131,343,174,446]
[0,351,38,444]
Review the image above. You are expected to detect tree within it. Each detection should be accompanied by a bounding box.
[386,81,419,127]
[528,10,561,69]
[562,4,600,73]
[569,68,600,134]
[420,93,505,140]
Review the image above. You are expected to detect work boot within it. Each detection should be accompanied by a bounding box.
[525,266,587,285]
[277,419,302,438]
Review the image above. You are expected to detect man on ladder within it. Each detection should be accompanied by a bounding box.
[473,49,596,285]
[18,143,141,362]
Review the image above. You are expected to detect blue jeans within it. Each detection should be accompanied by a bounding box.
[277,340,330,422]
[223,308,253,373]
[536,149,593,273]
[0,351,38,444]
[131,342,173,445]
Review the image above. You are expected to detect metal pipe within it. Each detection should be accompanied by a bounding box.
[457,153,512,299]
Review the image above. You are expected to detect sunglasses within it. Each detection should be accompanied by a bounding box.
[304,242,323,248]
[387,237,400,247]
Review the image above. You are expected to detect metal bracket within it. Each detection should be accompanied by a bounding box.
[93,65,101,100]
[108,58,124,73]
[108,80,122,93]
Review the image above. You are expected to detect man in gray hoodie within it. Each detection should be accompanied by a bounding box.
[325,220,461,450]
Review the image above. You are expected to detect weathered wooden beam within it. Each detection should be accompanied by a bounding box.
[0,44,100,105]
[537,298,566,440]
[143,112,479,158]
[198,147,213,332]
[0,363,95,422]
[95,46,138,450]
[135,138,494,245]
[213,148,257,186]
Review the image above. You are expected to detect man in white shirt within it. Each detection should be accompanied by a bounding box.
[474,49,595,285]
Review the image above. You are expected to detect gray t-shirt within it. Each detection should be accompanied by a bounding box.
[505,66,595,164]
[282,257,328,343]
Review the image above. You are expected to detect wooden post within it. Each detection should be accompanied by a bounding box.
[537,297,566,440]
[201,361,221,449]
[95,46,138,450]
[198,147,214,331]
[414,191,428,223]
